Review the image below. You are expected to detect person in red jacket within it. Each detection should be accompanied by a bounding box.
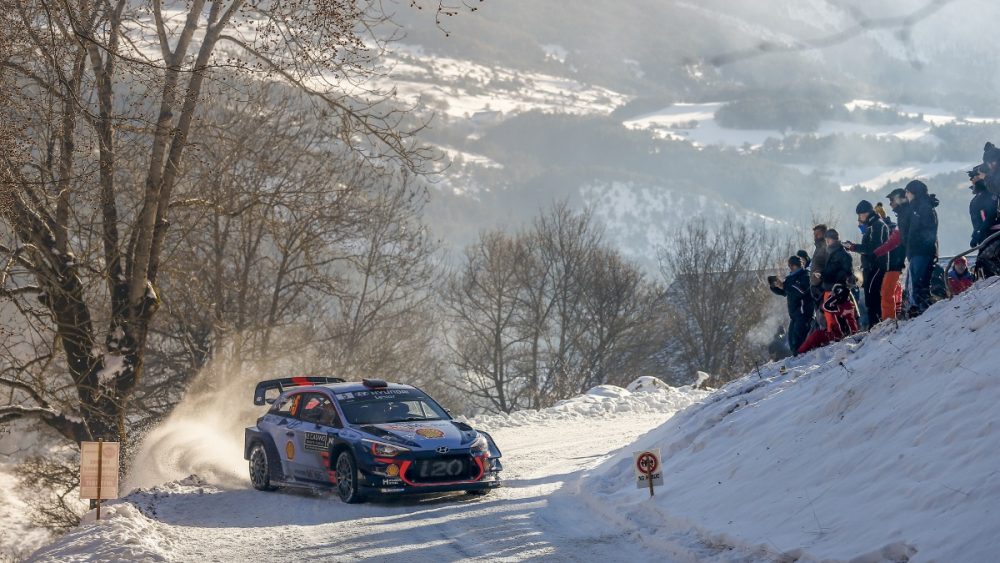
[874,189,909,319]
[948,256,975,295]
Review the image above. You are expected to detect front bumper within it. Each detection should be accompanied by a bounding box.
[360,453,503,495]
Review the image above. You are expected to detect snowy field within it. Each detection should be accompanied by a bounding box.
[382,46,627,121]
[622,100,1000,191]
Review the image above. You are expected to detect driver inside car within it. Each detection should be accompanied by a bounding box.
[319,401,338,426]
[385,402,409,421]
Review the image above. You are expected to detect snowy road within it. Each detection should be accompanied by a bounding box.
[30,393,709,563]
[175,418,659,562]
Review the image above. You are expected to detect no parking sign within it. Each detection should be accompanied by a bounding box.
[633,449,662,496]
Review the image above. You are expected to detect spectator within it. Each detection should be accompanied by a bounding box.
[845,200,890,327]
[796,249,811,269]
[769,255,814,354]
[904,180,940,316]
[809,224,830,317]
[948,257,975,295]
[968,164,998,248]
[970,158,1000,279]
[875,189,908,319]
[982,142,1000,196]
[820,229,859,339]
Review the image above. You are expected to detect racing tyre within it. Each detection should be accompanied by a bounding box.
[249,443,277,491]
[335,451,365,504]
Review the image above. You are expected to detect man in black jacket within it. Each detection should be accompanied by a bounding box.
[769,255,814,355]
[845,200,890,327]
[969,165,998,247]
[904,180,940,316]
[821,229,859,339]
[969,163,1000,279]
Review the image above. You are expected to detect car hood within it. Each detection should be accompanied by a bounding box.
[358,420,478,450]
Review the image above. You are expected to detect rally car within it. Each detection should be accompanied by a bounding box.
[243,376,503,503]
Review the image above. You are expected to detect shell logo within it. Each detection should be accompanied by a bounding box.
[285,441,295,460]
[386,464,400,477]
[416,428,445,439]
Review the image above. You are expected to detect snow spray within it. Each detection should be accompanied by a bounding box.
[125,352,298,490]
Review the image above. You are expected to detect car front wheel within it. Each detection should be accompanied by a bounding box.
[335,451,365,504]
[249,443,277,491]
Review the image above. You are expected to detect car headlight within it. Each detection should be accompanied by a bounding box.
[365,440,410,457]
[470,435,489,455]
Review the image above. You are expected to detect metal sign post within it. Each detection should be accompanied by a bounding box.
[633,449,663,497]
[80,440,120,520]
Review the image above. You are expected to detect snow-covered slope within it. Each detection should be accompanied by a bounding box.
[576,278,1000,561]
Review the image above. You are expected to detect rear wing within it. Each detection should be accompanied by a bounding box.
[253,376,346,406]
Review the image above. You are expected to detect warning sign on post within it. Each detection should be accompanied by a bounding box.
[633,449,663,492]
[80,441,120,500]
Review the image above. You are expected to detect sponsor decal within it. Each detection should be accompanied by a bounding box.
[336,392,354,400]
[348,389,412,400]
[386,464,400,477]
[304,432,328,452]
[285,441,296,460]
[416,428,445,439]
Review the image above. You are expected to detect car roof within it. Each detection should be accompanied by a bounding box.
[286,381,417,395]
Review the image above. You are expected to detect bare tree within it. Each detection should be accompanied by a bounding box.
[446,204,667,413]
[444,231,528,413]
[657,221,786,386]
[0,0,469,456]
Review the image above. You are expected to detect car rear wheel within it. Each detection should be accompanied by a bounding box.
[335,451,365,504]
[249,443,277,491]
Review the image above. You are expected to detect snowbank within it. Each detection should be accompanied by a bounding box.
[575,278,1000,562]
[466,379,711,431]
[26,502,175,562]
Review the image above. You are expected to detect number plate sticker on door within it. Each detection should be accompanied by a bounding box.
[303,432,329,452]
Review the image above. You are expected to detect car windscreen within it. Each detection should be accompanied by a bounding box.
[336,388,449,425]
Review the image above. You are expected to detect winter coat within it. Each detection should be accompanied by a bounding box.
[969,187,999,247]
[820,242,854,291]
[770,268,814,324]
[880,215,906,272]
[948,268,975,295]
[905,194,939,258]
[851,214,890,275]
[810,237,830,288]
[876,202,911,270]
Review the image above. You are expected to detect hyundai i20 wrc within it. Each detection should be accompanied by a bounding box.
[244,377,503,503]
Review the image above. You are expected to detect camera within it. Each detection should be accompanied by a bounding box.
[767,275,778,285]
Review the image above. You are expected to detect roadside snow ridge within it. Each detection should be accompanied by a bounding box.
[575,277,1000,562]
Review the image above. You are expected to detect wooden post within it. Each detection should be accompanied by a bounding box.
[96,438,103,521]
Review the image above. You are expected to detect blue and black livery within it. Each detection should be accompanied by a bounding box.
[244,377,503,503]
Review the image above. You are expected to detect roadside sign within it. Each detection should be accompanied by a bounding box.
[80,440,120,520]
[633,449,663,496]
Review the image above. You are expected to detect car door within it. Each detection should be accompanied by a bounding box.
[289,392,341,484]
[266,393,304,480]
